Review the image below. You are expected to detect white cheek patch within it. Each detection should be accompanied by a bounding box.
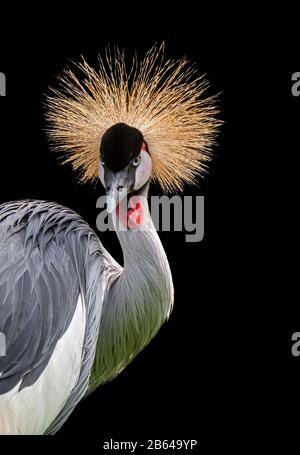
[133,152,152,190]
[99,162,106,188]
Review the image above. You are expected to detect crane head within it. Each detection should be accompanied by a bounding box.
[46,44,221,193]
[99,123,152,213]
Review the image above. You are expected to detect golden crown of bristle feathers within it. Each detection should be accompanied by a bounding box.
[46,44,221,192]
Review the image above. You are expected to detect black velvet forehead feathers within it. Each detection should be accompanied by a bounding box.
[100,123,144,171]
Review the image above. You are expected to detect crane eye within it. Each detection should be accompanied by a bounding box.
[132,157,141,167]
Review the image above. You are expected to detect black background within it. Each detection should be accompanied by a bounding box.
[0,6,297,451]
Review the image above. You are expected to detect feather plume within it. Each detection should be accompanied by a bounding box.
[45,43,221,192]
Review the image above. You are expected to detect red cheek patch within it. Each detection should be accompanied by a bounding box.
[128,201,143,229]
[116,197,144,230]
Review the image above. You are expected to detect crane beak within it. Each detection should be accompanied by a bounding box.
[106,179,128,214]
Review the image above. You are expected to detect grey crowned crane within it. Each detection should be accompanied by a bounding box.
[0,44,219,434]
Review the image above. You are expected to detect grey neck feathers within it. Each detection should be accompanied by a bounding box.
[90,187,174,390]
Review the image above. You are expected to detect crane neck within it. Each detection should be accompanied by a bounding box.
[89,186,174,391]
[115,188,168,275]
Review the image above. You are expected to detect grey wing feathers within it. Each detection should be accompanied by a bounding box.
[0,200,110,434]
